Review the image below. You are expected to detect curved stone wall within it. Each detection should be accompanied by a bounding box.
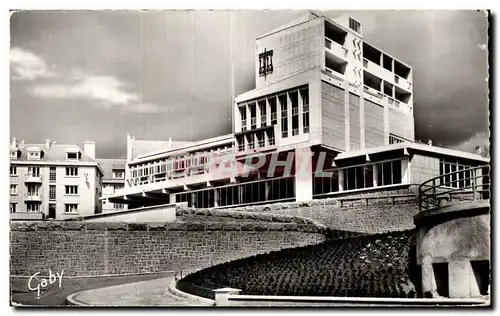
[10,221,325,277]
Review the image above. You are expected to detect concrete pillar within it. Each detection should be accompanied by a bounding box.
[383,99,390,145]
[256,100,261,128]
[372,164,378,187]
[265,181,271,200]
[214,188,219,207]
[213,288,241,307]
[421,257,437,297]
[449,260,481,298]
[402,158,410,184]
[338,169,345,192]
[287,92,292,137]
[344,81,350,151]
[169,193,176,204]
[359,92,365,150]
[294,147,313,202]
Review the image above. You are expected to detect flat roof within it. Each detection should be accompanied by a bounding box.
[131,134,235,164]
[335,142,489,163]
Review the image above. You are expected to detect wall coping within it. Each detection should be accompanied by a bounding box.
[10,221,325,233]
[64,203,178,221]
[413,199,490,225]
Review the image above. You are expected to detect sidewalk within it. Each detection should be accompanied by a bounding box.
[67,276,212,306]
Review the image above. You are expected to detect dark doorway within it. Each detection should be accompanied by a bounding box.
[48,203,56,219]
[432,262,449,297]
[471,260,490,295]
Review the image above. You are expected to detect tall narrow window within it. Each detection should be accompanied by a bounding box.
[290,91,299,136]
[300,88,309,134]
[279,94,288,138]
[249,102,257,129]
[259,99,267,127]
[269,96,277,125]
[49,185,56,200]
[239,105,247,131]
[49,167,56,182]
[10,166,17,176]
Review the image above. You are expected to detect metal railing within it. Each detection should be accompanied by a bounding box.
[418,165,490,211]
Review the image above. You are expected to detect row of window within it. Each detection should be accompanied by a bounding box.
[10,149,81,161]
[10,184,78,197]
[439,158,483,189]
[313,159,403,195]
[175,177,295,208]
[10,203,79,213]
[9,166,79,177]
[129,146,232,185]
[238,86,310,138]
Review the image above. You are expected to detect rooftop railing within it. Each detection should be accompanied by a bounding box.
[418,165,490,212]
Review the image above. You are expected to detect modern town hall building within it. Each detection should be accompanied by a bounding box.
[104,12,488,209]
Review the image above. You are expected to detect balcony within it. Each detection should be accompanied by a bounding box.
[364,85,383,99]
[394,74,412,92]
[363,58,394,83]
[25,173,42,183]
[25,193,43,202]
[325,38,348,61]
[10,212,45,220]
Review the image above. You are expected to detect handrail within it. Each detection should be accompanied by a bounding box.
[418,165,490,212]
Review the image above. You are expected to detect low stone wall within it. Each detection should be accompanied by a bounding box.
[10,221,325,277]
[69,203,177,222]
[212,185,419,234]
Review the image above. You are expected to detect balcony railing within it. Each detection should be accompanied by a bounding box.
[419,165,490,212]
[261,115,267,126]
[25,173,42,183]
[25,193,43,201]
[364,85,383,98]
[250,118,257,128]
[325,38,348,59]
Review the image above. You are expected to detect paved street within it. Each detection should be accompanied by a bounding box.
[68,276,212,306]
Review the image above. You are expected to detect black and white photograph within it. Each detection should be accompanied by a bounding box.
[7,5,492,308]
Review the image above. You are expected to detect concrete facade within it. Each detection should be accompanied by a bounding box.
[102,12,488,210]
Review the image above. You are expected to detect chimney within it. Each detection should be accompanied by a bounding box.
[20,140,25,147]
[475,145,482,155]
[84,140,96,160]
[45,138,51,148]
[169,137,172,149]
[427,139,432,146]
[11,137,16,148]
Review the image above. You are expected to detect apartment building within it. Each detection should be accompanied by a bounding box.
[103,12,488,209]
[10,138,104,220]
[97,158,128,213]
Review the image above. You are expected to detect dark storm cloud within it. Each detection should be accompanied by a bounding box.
[10,10,489,158]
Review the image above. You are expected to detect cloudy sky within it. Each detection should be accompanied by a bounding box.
[10,10,489,158]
